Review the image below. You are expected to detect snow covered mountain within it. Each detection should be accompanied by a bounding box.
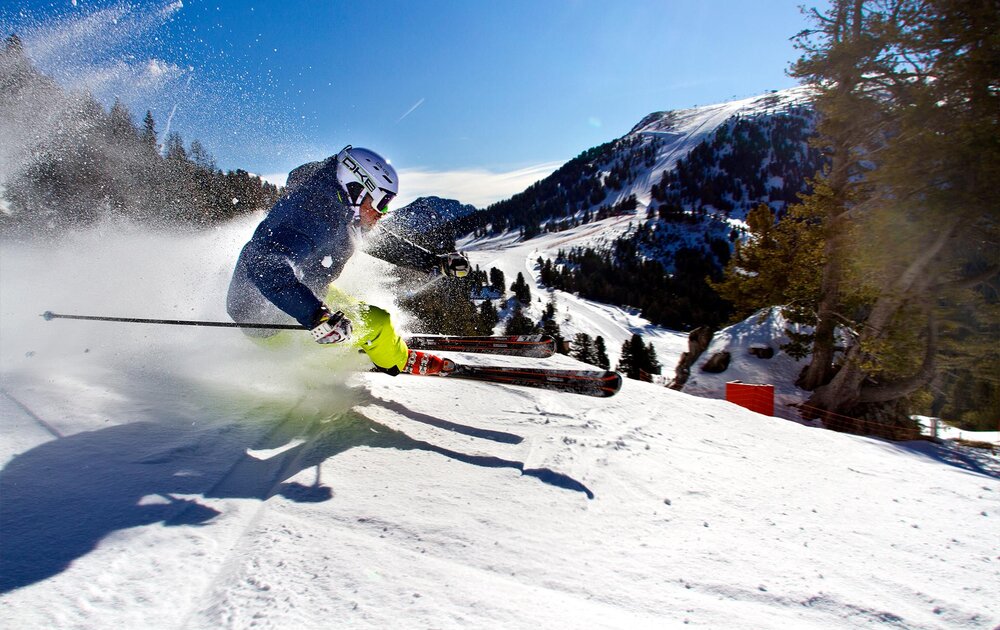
[431,88,822,333]
[613,86,816,215]
[383,196,479,235]
[451,87,817,253]
[1,214,997,629]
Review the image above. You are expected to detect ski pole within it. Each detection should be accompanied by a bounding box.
[41,311,306,330]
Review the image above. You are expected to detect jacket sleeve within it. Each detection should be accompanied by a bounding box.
[242,224,325,328]
[365,226,442,274]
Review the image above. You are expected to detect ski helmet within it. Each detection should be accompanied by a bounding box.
[335,145,398,213]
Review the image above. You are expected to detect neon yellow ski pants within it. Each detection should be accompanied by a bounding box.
[250,285,409,372]
[323,285,409,371]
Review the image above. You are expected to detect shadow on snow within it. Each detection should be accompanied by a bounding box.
[890,438,1000,480]
[0,389,592,594]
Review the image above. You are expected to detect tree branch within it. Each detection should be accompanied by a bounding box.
[894,215,962,296]
[858,307,938,403]
[932,265,1000,293]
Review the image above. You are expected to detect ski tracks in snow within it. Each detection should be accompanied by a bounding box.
[175,397,361,629]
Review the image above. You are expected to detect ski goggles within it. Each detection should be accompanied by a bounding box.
[375,189,395,214]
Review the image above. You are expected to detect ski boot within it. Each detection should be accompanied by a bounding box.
[403,349,451,375]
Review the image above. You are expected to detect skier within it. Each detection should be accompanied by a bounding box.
[226,145,470,375]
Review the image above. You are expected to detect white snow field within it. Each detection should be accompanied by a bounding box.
[1,216,997,630]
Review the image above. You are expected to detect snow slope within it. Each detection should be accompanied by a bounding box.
[1,219,998,629]
[611,86,814,211]
[681,307,836,419]
[458,217,690,378]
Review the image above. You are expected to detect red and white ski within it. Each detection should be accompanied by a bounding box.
[432,360,622,398]
[404,334,555,358]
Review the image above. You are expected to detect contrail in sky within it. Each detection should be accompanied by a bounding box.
[161,103,178,154]
[396,98,425,123]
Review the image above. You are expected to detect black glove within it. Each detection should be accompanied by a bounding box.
[438,252,470,278]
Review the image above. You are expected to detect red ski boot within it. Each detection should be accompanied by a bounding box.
[403,349,448,375]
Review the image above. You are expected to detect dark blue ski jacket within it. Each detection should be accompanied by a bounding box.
[226,157,437,331]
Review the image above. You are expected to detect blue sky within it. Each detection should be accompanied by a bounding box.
[2,0,822,206]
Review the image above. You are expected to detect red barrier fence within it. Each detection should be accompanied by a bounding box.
[726,381,775,416]
[662,374,938,442]
[793,401,925,441]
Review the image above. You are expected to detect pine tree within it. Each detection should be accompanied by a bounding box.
[477,299,499,334]
[538,294,565,352]
[594,336,610,370]
[504,304,536,335]
[0,55,282,231]
[489,267,506,296]
[141,110,157,151]
[617,333,661,380]
[788,0,889,393]
[713,201,828,340]
[511,272,532,305]
[571,333,594,365]
[400,278,480,335]
[468,265,488,291]
[541,316,564,354]
[788,0,1000,431]
[645,341,661,377]
[616,335,635,380]
[108,99,137,141]
[189,140,216,171]
[165,131,187,161]
[543,294,557,321]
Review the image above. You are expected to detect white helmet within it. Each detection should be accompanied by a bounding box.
[335,145,398,213]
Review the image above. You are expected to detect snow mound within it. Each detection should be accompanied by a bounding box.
[682,308,818,419]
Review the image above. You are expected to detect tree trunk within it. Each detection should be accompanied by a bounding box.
[798,137,853,391]
[807,218,958,415]
[796,0,865,391]
[797,225,843,390]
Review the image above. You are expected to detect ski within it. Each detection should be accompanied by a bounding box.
[404,334,555,358]
[434,361,622,398]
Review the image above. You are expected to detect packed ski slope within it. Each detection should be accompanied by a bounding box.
[1,216,997,630]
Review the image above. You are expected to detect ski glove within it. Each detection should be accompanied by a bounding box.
[310,307,352,344]
[438,252,470,278]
